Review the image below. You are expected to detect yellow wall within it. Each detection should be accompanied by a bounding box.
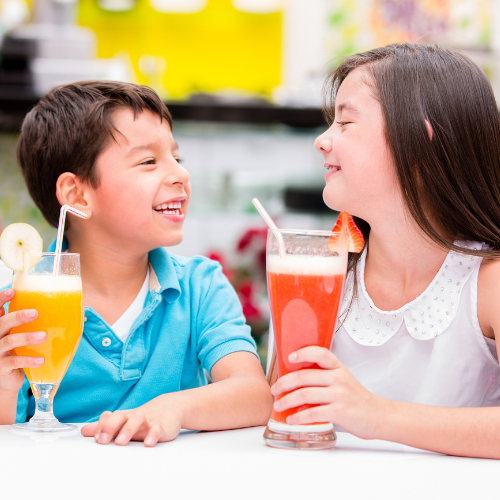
[78,0,282,100]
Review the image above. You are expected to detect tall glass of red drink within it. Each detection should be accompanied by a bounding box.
[263,228,348,450]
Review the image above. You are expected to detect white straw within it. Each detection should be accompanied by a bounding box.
[252,198,285,258]
[55,205,87,255]
[54,205,87,276]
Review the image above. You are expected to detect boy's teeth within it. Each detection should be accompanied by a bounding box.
[155,202,182,210]
[155,208,181,215]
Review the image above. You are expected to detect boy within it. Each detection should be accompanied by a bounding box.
[0,81,273,446]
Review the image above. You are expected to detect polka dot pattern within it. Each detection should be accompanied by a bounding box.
[340,241,483,346]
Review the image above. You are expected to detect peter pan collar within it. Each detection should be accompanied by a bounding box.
[340,241,484,346]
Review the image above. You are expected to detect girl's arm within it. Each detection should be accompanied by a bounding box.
[269,259,500,459]
[270,347,500,459]
[81,352,273,446]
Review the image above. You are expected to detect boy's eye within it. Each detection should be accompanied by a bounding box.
[140,158,156,165]
[336,121,350,127]
[175,157,182,164]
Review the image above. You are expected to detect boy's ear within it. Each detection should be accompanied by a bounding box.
[425,120,433,141]
[56,172,92,219]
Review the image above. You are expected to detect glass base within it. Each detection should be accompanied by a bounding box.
[11,421,78,435]
[263,420,336,450]
[11,382,77,436]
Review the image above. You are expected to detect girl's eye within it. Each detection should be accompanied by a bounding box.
[336,121,350,127]
[175,158,182,164]
[140,158,156,165]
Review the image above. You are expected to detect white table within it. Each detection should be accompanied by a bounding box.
[0,425,497,499]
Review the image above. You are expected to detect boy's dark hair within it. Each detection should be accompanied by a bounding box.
[17,81,173,227]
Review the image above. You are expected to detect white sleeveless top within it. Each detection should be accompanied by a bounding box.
[332,241,500,408]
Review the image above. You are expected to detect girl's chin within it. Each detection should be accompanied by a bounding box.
[322,191,343,212]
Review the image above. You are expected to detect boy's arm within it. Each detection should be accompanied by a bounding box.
[81,259,272,446]
[171,351,272,430]
[0,289,45,425]
[81,351,273,446]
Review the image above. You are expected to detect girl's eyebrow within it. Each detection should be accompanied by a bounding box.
[336,101,359,115]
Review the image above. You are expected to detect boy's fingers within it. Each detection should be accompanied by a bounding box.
[0,310,38,339]
[80,421,98,437]
[289,346,342,370]
[0,355,44,374]
[0,331,46,354]
[114,412,146,446]
[96,411,129,444]
[94,411,113,443]
[144,424,164,447]
[0,289,14,310]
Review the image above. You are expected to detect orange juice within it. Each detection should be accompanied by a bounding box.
[9,273,83,384]
[267,254,346,425]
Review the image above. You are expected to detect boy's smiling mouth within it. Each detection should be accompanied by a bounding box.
[153,197,187,221]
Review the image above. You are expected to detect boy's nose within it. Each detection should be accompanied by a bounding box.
[169,161,190,186]
[314,131,333,154]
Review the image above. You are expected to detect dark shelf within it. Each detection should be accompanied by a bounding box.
[0,95,326,132]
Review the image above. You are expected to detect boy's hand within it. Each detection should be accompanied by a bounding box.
[81,397,184,447]
[270,346,386,440]
[0,289,45,396]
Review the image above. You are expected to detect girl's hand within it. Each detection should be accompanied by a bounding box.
[81,398,185,447]
[271,346,386,440]
[0,289,45,396]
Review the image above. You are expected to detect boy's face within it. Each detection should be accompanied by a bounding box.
[87,108,190,253]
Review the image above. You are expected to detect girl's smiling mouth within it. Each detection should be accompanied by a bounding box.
[324,163,341,179]
[153,198,187,222]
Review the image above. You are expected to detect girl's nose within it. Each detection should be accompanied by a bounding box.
[314,131,333,154]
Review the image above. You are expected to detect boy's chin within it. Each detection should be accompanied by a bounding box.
[159,231,184,248]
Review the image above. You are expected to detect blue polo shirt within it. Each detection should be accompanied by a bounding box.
[13,244,258,423]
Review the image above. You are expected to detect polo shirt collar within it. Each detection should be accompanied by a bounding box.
[48,238,181,303]
[148,247,181,303]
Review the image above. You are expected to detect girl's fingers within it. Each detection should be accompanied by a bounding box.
[114,412,146,446]
[289,346,342,370]
[0,309,38,339]
[286,405,331,426]
[0,289,15,310]
[0,355,44,375]
[271,368,332,396]
[274,387,332,412]
[0,331,46,354]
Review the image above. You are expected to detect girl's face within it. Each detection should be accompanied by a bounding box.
[315,67,398,221]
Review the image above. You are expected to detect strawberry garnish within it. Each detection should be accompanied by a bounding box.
[328,211,364,253]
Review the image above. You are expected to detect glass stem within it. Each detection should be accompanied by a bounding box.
[30,383,59,424]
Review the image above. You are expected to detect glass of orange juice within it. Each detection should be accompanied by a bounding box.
[263,229,348,450]
[9,252,83,433]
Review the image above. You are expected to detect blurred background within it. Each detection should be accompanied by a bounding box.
[0,0,498,366]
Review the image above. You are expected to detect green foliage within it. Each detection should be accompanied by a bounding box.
[0,134,56,248]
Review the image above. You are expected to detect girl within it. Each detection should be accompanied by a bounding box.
[269,43,500,459]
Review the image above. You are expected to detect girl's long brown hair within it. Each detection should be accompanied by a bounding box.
[267,43,500,384]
